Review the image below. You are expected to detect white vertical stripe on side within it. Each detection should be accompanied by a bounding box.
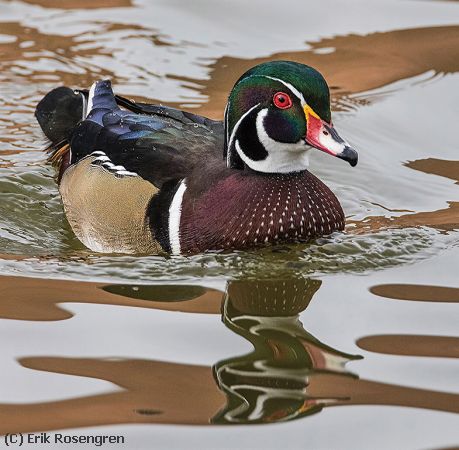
[168,179,187,255]
[79,91,87,119]
[86,82,97,118]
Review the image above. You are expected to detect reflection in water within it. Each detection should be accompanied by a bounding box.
[430,447,459,450]
[360,283,459,360]
[0,22,115,90]
[213,278,361,424]
[2,277,459,434]
[184,26,459,117]
[370,283,459,303]
[20,0,132,8]
[0,276,223,321]
[353,158,459,233]
[102,284,208,303]
[1,357,225,432]
[357,335,459,359]
[355,201,459,233]
[408,159,459,186]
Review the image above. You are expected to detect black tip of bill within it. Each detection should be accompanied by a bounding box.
[338,146,358,167]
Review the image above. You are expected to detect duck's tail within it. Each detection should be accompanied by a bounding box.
[35,80,117,180]
[35,86,85,180]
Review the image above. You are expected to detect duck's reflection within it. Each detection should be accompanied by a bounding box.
[213,278,361,424]
[1,277,459,435]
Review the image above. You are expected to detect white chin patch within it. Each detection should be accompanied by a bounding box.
[236,108,310,173]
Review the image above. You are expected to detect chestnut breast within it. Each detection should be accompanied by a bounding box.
[179,171,344,253]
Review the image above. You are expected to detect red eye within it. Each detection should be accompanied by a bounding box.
[273,92,292,109]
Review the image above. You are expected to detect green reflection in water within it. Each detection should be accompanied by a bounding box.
[102,284,207,302]
[213,278,362,424]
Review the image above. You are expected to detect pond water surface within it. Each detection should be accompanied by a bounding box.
[0,0,458,449]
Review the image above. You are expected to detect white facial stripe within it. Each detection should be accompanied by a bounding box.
[168,179,187,255]
[261,75,327,126]
[227,103,260,167]
[236,108,310,173]
[224,101,230,146]
[79,91,87,119]
[261,75,306,105]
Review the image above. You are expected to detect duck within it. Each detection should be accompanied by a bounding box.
[35,60,358,255]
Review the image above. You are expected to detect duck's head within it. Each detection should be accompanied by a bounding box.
[224,60,358,173]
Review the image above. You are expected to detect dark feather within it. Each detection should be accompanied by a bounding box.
[35,86,83,142]
[69,82,225,187]
[35,87,84,174]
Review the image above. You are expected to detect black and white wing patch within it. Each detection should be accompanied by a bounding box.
[89,151,138,178]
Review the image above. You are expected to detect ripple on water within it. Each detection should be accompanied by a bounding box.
[0,221,449,283]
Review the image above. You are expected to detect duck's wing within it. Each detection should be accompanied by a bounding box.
[113,93,222,132]
[70,80,225,188]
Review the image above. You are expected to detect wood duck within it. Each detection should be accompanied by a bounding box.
[35,61,358,255]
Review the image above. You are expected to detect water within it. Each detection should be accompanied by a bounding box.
[0,0,458,448]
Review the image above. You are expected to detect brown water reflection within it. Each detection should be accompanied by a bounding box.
[408,159,459,186]
[431,447,459,450]
[180,26,459,117]
[20,0,132,8]
[370,284,459,303]
[3,22,458,119]
[2,357,224,431]
[361,283,459,360]
[354,202,459,233]
[0,22,119,88]
[357,335,459,358]
[0,276,222,321]
[353,157,459,233]
[2,278,459,433]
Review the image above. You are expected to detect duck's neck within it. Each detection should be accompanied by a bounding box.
[179,170,345,254]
